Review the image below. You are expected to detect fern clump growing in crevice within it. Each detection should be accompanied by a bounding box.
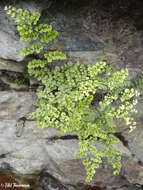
[29,61,139,182]
[5,6,140,183]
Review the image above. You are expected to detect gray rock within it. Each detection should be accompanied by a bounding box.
[55,32,104,51]
[67,51,104,65]
[120,101,143,163]
[0,7,27,61]
[116,185,143,190]
[0,91,143,187]
[0,58,26,72]
[0,91,36,120]
[122,157,143,185]
[14,1,45,14]
[0,75,28,90]
[0,122,79,177]
[39,173,69,190]
[0,30,27,62]
[0,117,137,187]
[1,0,143,189]
[41,6,104,66]
[19,120,61,139]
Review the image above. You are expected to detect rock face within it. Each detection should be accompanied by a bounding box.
[1,0,143,190]
[0,58,25,73]
[0,8,27,62]
[0,91,143,190]
[0,30,27,62]
[0,91,36,120]
[121,99,143,164]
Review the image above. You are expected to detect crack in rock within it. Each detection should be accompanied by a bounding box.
[114,132,129,148]
[48,135,78,141]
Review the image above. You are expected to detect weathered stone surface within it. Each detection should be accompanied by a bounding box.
[39,0,143,83]
[116,185,143,190]
[0,118,77,175]
[1,0,143,189]
[68,51,104,65]
[0,109,133,186]
[122,157,143,185]
[14,0,49,14]
[120,101,143,164]
[0,30,27,62]
[122,126,143,163]
[113,101,143,187]
[21,121,61,139]
[0,116,140,187]
[42,6,104,66]
[0,75,28,90]
[0,58,26,72]
[0,91,143,187]
[0,7,27,62]
[0,91,36,120]
[39,172,69,190]
[51,32,104,52]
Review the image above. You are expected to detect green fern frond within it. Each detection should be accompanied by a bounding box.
[20,44,44,56]
[35,24,52,33]
[44,51,66,62]
[40,30,59,43]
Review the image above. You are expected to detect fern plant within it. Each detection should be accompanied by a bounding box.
[29,61,139,182]
[4,5,66,65]
[5,6,140,183]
